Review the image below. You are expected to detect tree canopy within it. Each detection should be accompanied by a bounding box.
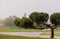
[20,17,33,28]
[14,18,21,26]
[50,13,60,26]
[29,12,49,24]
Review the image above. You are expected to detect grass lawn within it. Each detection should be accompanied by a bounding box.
[40,32,60,36]
[0,27,60,32]
[0,34,49,39]
[0,27,51,32]
[0,27,60,36]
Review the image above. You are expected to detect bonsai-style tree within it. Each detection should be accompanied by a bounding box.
[29,12,49,27]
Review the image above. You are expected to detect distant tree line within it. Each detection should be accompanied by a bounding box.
[14,12,60,29]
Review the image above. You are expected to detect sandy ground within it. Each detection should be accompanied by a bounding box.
[0,32,60,39]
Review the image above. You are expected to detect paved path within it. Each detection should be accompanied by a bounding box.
[0,32,60,39]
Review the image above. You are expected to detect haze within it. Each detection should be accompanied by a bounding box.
[0,0,60,19]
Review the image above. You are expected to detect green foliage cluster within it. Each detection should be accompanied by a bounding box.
[20,17,33,28]
[14,17,33,28]
[29,12,49,28]
[50,13,60,26]
[14,18,21,26]
[14,12,60,29]
[14,12,49,28]
[29,12,49,24]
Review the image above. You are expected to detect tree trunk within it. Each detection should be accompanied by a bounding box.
[50,28,54,38]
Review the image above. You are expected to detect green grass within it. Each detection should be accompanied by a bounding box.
[0,27,60,35]
[0,34,49,39]
[0,27,60,32]
[40,32,60,36]
[40,29,60,36]
[0,27,51,32]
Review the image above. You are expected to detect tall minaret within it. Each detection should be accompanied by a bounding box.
[24,13,26,17]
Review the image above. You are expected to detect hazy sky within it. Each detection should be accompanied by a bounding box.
[0,0,60,19]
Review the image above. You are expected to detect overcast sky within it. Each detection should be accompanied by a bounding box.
[0,0,60,19]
